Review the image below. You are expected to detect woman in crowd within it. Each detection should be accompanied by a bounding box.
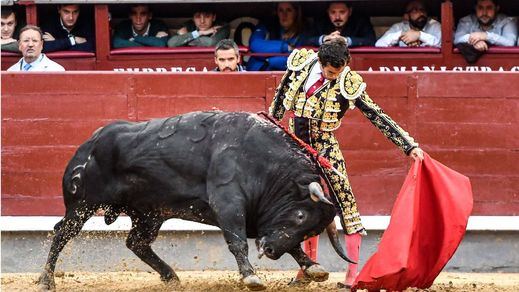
[247,2,309,71]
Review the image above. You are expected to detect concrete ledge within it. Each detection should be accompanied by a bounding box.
[1,216,518,231]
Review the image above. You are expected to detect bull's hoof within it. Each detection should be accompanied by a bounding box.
[163,279,181,291]
[304,264,329,282]
[242,275,266,291]
[288,276,311,287]
[37,273,56,292]
[160,271,180,283]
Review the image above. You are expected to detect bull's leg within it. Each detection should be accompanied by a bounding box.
[220,224,266,290]
[289,246,329,282]
[37,205,95,291]
[210,198,265,290]
[126,215,178,283]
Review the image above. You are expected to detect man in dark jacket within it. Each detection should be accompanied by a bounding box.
[212,39,246,72]
[41,4,94,52]
[112,4,169,48]
[305,1,375,47]
[1,7,20,52]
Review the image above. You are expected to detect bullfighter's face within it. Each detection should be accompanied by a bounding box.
[320,63,347,81]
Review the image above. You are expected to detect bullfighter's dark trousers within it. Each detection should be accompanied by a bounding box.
[291,117,364,235]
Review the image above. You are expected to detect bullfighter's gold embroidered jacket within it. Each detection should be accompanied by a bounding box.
[269,48,418,155]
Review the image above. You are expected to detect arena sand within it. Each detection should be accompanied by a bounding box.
[2,271,519,291]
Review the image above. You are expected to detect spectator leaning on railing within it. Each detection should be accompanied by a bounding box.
[375,0,441,48]
[112,4,169,48]
[7,25,65,71]
[454,0,517,62]
[168,7,229,48]
[41,4,95,52]
[212,39,245,72]
[247,2,310,71]
[1,7,20,53]
[305,1,376,47]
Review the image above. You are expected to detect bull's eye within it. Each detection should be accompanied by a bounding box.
[296,210,306,224]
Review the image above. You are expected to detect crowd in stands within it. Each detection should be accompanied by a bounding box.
[2,0,519,70]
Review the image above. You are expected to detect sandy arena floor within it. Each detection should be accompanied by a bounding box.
[2,271,519,291]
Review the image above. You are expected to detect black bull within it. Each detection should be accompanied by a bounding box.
[37,111,351,291]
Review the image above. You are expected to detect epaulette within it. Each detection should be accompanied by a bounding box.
[287,48,318,71]
[338,67,367,100]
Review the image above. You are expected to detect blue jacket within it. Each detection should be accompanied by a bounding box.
[247,21,309,71]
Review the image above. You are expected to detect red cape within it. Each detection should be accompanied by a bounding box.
[353,153,473,291]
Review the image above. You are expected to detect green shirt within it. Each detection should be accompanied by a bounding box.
[112,19,169,48]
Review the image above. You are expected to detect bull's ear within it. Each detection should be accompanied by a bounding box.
[294,180,309,200]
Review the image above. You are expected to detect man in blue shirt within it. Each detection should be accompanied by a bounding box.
[41,4,95,52]
[454,0,517,51]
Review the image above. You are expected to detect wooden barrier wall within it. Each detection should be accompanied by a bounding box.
[2,72,518,216]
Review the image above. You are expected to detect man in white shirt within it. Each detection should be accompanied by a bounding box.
[7,25,65,72]
[375,0,441,48]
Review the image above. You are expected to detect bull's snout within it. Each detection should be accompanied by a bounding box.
[256,236,277,259]
[264,246,275,258]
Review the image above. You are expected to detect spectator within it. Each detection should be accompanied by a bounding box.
[213,39,245,72]
[112,4,169,48]
[305,1,376,47]
[1,7,19,52]
[41,4,95,52]
[7,25,65,71]
[247,2,309,71]
[168,8,229,47]
[375,0,441,48]
[454,0,517,52]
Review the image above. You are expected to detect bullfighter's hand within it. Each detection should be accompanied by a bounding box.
[410,147,424,161]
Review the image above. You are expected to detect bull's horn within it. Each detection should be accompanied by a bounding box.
[326,220,356,264]
[309,182,333,205]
